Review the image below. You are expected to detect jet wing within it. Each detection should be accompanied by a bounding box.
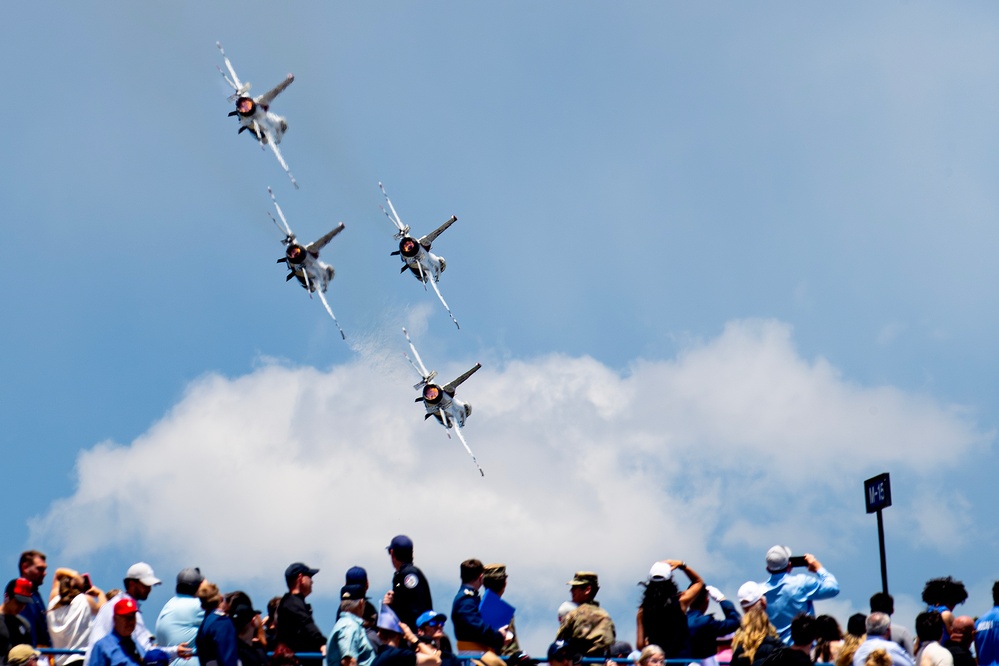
[418,215,457,248]
[443,363,481,394]
[306,223,345,253]
[256,74,294,107]
[267,138,299,189]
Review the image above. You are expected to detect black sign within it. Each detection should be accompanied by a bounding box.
[864,473,892,513]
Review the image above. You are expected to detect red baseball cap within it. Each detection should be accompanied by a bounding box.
[114,598,139,615]
[4,578,33,604]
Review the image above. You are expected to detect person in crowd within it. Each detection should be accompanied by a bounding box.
[224,592,265,650]
[852,613,913,666]
[547,640,582,666]
[370,604,439,666]
[869,594,913,657]
[3,579,34,658]
[761,547,839,645]
[195,582,238,666]
[386,538,433,633]
[48,568,106,666]
[837,615,868,666]
[731,582,782,666]
[687,583,741,660]
[864,649,893,666]
[342,568,379,644]
[18,552,50,650]
[451,560,508,655]
[716,632,736,665]
[8,644,43,666]
[557,572,616,657]
[415,611,461,666]
[229,593,267,666]
[913,612,952,666]
[277,563,326,661]
[942,616,974,666]
[155,568,205,666]
[263,597,281,650]
[636,560,702,658]
[764,615,817,666]
[976,581,999,666]
[327,584,375,666]
[921,579,967,644]
[85,563,193,666]
[481,565,519,656]
[606,641,632,664]
[636,645,665,666]
[557,603,577,625]
[89,599,144,666]
[18,552,51,649]
[811,615,844,664]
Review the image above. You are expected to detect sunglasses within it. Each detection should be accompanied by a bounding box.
[425,619,445,627]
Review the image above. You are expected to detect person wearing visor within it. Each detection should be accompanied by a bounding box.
[416,612,460,666]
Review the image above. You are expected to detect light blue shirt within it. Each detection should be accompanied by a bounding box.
[156,595,204,666]
[762,567,839,644]
[853,636,915,666]
[326,612,374,666]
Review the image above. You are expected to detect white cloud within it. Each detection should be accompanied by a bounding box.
[29,318,991,652]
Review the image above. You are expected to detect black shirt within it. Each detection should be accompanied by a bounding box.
[276,593,327,654]
[390,564,432,630]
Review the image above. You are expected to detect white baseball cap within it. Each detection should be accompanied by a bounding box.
[125,562,161,586]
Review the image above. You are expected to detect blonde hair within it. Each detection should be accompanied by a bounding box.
[732,605,778,663]
[197,581,222,610]
[864,648,892,666]
[835,634,865,666]
[638,645,664,666]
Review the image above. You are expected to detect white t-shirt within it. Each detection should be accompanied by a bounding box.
[48,594,97,665]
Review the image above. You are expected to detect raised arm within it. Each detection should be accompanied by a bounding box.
[664,560,705,612]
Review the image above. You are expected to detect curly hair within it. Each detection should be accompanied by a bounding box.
[732,604,778,663]
[639,578,685,656]
[922,577,968,609]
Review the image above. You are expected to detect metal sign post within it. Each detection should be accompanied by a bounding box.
[864,472,892,594]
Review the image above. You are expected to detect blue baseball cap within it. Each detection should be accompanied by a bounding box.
[144,649,170,666]
[345,566,368,585]
[341,584,366,601]
[416,610,447,628]
[387,535,413,551]
[548,640,581,663]
[285,562,319,585]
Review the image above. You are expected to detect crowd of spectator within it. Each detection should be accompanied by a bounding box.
[3,544,999,666]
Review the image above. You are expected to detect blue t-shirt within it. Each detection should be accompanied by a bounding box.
[976,607,999,666]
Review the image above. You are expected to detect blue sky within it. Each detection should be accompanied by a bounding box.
[3,1,999,656]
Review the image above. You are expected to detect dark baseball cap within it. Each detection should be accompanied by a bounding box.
[285,562,319,584]
[548,640,581,664]
[341,584,366,601]
[387,535,413,551]
[345,566,368,586]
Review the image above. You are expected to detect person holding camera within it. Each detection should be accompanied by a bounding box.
[760,546,839,645]
[47,568,106,666]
